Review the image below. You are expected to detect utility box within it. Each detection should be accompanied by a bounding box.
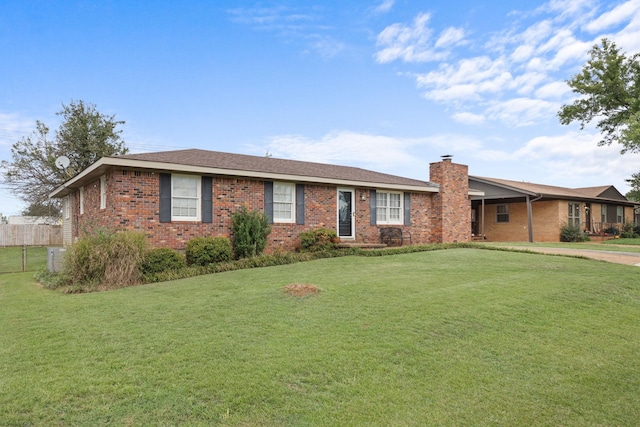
[47,247,66,272]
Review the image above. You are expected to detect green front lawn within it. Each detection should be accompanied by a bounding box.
[1,248,639,426]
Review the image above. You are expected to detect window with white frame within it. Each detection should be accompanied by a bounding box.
[617,206,624,223]
[568,202,581,227]
[172,175,200,221]
[273,182,295,223]
[601,204,607,222]
[100,175,106,209]
[496,204,509,223]
[79,187,84,215]
[376,191,402,224]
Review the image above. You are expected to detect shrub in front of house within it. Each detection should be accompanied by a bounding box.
[620,223,639,238]
[185,236,233,266]
[298,228,340,252]
[560,223,588,242]
[142,247,186,276]
[63,229,148,290]
[231,206,271,259]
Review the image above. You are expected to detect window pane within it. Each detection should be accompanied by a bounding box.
[173,197,197,217]
[274,203,292,219]
[173,176,197,197]
[376,192,387,208]
[377,207,387,222]
[389,193,401,208]
[274,184,293,203]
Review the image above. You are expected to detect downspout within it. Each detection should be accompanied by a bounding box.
[526,194,543,242]
[481,198,485,240]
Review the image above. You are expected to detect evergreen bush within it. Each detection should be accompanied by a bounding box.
[298,228,339,252]
[620,223,639,238]
[142,247,186,275]
[231,206,271,259]
[185,236,232,266]
[560,222,587,242]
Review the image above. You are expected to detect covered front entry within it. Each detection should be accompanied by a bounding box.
[337,188,355,239]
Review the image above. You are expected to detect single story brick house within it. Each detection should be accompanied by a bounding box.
[469,176,640,242]
[50,149,479,251]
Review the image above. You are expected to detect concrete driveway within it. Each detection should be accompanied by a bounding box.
[505,246,640,266]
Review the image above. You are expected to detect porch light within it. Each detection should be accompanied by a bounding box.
[360,192,366,201]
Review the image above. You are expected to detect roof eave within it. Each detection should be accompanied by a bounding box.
[49,157,439,198]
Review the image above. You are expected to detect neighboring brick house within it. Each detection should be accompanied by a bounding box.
[50,149,477,251]
[469,176,640,242]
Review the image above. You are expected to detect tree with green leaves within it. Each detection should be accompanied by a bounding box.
[558,38,640,153]
[0,100,128,216]
[625,173,640,202]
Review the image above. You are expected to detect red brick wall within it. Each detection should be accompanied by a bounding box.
[71,164,468,251]
[429,159,471,243]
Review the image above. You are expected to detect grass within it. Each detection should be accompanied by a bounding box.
[0,246,48,273]
[602,237,640,246]
[1,248,640,426]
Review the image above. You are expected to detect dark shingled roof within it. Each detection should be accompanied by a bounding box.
[471,176,632,203]
[116,149,436,188]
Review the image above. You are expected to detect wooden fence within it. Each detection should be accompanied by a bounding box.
[0,224,63,247]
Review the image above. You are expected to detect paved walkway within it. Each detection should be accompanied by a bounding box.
[505,246,640,266]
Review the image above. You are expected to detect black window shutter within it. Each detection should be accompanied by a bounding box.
[369,190,377,226]
[264,181,274,224]
[296,184,305,225]
[159,173,171,223]
[404,192,411,226]
[201,176,213,223]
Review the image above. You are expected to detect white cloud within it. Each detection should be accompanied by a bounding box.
[546,0,598,22]
[373,0,395,14]
[247,130,484,181]
[485,98,560,127]
[585,0,640,32]
[513,72,549,96]
[535,81,572,99]
[435,27,466,49]
[451,112,486,125]
[512,130,640,190]
[379,0,640,128]
[375,13,455,63]
[257,131,423,170]
[416,56,514,103]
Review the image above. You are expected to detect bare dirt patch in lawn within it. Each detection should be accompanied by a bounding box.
[282,283,320,297]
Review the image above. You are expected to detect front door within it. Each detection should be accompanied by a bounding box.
[338,189,354,239]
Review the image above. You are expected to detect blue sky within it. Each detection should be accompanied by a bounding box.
[1,0,640,216]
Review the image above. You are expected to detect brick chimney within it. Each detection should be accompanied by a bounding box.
[429,156,471,243]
